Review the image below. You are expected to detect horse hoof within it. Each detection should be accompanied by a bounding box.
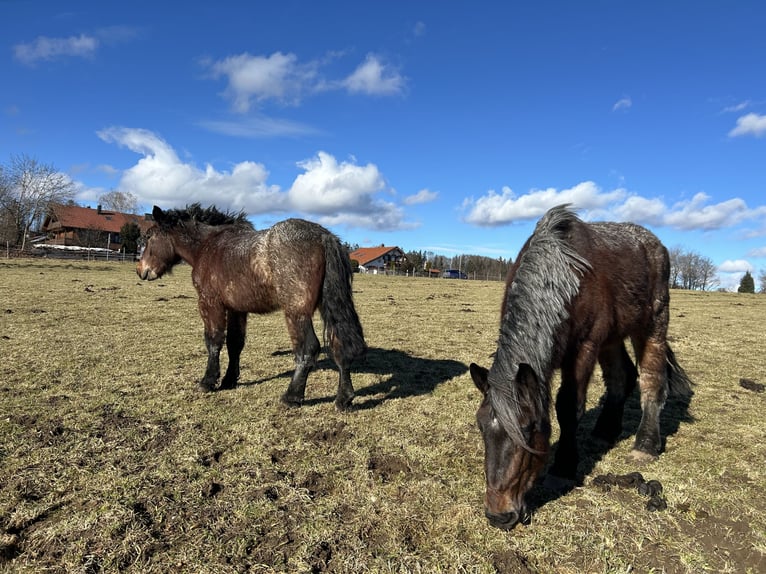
[280,394,303,408]
[334,395,355,412]
[219,380,238,391]
[629,449,658,464]
[197,381,217,393]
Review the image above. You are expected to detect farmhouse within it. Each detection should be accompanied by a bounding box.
[42,204,154,251]
[349,245,405,274]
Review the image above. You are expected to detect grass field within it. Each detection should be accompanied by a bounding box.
[1,259,764,573]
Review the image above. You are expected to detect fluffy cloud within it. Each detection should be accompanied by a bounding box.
[728,113,766,138]
[463,181,626,226]
[207,52,316,112]
[97,127,284,213]
[14,34,98,65]
[95,127,411,230]
[718,259,753,273]
[288,151,385,214]
[464,183,766,233]
[342,54,405,95]
[204,51,405,113]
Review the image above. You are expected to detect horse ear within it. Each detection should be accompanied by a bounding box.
[152,205,165,223]
[515,363,539,388]
[470,363,489,395]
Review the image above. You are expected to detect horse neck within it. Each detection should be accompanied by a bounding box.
[168,225,212,267]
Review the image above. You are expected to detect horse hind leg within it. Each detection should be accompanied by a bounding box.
[281,314,320,407]
[631,336,669,461]
[220,311,247,390]
[592,342,638,444]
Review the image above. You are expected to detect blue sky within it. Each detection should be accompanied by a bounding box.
[2,1,765,290]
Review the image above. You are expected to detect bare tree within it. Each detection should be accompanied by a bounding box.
[697,256,719,291]
[3,154,75,250]
[98,190,139,214]
[668,245,684,288]
[759,269,766,294]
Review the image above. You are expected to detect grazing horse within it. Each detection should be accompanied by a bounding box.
[470,205,691,530]
[136,204,366,410]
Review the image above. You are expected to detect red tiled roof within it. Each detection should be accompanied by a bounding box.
[349,246,402,266]
[43,204,154,234]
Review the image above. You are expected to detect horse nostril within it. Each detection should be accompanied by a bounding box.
[485,509,519,530]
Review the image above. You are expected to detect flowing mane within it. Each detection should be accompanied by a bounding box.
[488,205,591,446]
[155,203,252,230]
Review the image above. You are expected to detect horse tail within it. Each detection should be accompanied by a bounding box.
[666,344,693,398]
[319,234,367,366]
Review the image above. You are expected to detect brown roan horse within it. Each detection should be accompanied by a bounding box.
[137,204,366,410]
[470,205,691,530]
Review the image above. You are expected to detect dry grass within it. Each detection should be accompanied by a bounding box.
[0,259,764,573]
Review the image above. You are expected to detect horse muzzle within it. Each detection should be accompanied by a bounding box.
[136,263,158,281]
[485,508,526,530]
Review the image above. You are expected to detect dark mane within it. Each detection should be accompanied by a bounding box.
[488,205,591,446]
[157,203,252,229]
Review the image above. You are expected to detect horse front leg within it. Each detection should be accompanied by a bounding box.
[281,314,320,407]
[632,337,668,461]
[198,301,226,392]
[220,311,247,390]
[592,342,638,444]
[548,342,597,485]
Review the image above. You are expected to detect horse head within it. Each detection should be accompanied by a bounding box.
[136,206,182,280]
[470,362,551,530]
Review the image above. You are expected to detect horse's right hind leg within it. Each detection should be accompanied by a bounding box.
[592,342,638,444]
[281,314,320,407]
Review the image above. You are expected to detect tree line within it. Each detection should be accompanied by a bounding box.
[2,153,765,291]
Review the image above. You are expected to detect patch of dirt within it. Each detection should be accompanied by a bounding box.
[367,454,411,482]
[491,549,535,574]
[307,421,352,446]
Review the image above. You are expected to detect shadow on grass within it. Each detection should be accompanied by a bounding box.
[239,346,468,410]
[526,385,695,516]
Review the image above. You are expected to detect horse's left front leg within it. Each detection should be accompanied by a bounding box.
[220,311,247,390]
[199,301,226,392]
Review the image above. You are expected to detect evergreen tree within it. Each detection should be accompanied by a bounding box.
[120,222,141,254]
[737,270,755,294]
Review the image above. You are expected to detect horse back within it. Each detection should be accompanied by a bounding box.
[192,225,281,314]
[570,220,670,342]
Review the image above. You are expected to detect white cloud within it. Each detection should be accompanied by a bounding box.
[342,54,405,95]
[288,151,388,213]
[404,188,438,205]
[205,51,405,113]
[96,127,284,213]
[463,181,626,226]
[718,259,753,273]
[728,113,766,138]
[95,127,411,230]
[14,34,98,65]
[463,182,766,233]
[612,96,632,112]
[207,52,315,112]
[612,195,667,226]
[747,246,766,258]
[664,193,758,230]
